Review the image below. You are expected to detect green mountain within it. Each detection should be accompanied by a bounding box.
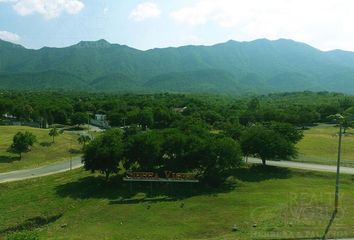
[0,71,87,90]
[145,69,242,93]
[90,72,140,92]
[1,38,354,94]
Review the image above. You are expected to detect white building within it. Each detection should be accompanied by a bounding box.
[90,114,110,129]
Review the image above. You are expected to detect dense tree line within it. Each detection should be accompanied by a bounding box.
[0,91,352,129]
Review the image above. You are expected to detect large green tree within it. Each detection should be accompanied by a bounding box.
[82,129,124,181]
[107,111,125,127]
[265,122,303,143]
[124,131,162,171]
[161,129,203,172]
[241,125,296,165]
[9,131,37,159]
[71,112,88,128]
[201,136,243,183]
[153,108,173,129]
[137,109,154,130]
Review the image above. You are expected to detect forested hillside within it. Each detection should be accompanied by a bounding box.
[1,38,354,93]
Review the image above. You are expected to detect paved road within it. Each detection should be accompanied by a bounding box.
[0,157,83,183]
[1,157,354,184]
[248,157,354,175]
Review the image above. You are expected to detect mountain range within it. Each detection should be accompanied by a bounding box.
[1,38,354,94]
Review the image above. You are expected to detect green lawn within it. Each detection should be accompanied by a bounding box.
[0,126,82,172]
[296,124,354,167]
[0,166,353,239]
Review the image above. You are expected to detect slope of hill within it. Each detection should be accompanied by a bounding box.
[144,69,242,94]
[90,72,141,92]
[1,38,354,94]
[0,71,87,90]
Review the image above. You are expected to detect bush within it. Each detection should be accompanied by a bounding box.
[6,231,39,240]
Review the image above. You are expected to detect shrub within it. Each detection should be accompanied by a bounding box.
[6,231,39,240]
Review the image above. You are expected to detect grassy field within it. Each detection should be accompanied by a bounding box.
[296,124,354,167]
[0,166,353,239]
[0,126,82,172]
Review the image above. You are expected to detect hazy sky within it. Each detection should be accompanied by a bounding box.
[1,0,354,51]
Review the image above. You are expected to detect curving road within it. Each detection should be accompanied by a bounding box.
[1,157,354,184]
[248,157,354,175]
[0,157,83,183]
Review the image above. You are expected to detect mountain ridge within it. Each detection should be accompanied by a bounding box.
[2,38,347,52]
[1,38,354,94]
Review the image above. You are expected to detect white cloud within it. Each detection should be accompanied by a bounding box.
[180,35,204,45]
[171,0,354,51]
[0,31,20,43]
[10,0,84,19]
[103,7,109,15]
[130,2,161,21]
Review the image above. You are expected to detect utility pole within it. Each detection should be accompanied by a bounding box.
[122,117,127,128]
[322,114,344,240]
[334,122,343,213]
[70,154,72,171]
[87,112,90,134]
[70,138,73,171]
